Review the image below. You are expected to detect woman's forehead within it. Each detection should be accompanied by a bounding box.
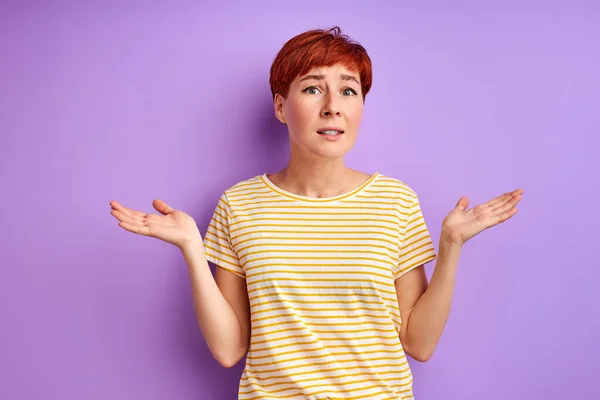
[296,64,360,83]
[302,63,356,75]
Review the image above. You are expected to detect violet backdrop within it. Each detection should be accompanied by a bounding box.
[1,1,598,399]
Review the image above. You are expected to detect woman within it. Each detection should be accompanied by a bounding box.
[110,26,523,400]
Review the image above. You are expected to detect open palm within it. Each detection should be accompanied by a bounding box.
[110,199,200,248]
[442,188,524,247]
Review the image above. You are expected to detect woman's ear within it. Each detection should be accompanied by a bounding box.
[274,94,287,125]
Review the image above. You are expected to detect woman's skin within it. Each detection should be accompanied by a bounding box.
[110,62,523,365]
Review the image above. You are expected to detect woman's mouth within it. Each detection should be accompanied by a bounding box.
[317,129,344,136]
[317,129,345,141]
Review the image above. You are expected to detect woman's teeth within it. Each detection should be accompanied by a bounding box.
[320,130,342,135]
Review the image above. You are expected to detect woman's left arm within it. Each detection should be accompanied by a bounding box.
[396,188,524,362]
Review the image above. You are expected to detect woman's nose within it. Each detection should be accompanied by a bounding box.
[321,94,341,117]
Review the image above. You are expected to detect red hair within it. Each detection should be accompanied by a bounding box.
[269,26,373,101]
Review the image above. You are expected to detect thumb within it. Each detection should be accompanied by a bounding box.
[153,199,175,215]
[455,196,469,211]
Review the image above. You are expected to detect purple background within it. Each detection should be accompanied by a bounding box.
[1,1,598,399]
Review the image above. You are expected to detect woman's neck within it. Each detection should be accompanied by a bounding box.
[269,154,365,199]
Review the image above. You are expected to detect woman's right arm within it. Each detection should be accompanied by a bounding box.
[109,199,250,368]
[181,239,251,368]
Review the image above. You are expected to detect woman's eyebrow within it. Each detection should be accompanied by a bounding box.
[340,74,360,84]
[299,74,360,85]
[300,74,325,82]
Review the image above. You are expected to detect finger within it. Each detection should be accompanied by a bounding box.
[110,200,141,216]
[118,220,152,236]
[493,194,522,213]
[110,201,145,222]
[111,208,138,225]
[486,192,511,209]
[111,208,153,228]
[492,207,519,225]
[487,189,523,209]
[455,196,469,210]
[153,199,175,215]
[112,210,156,236]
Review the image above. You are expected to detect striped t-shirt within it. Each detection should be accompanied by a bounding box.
[203,172,437,400]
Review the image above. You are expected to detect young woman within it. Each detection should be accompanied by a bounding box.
[110,27,523,400]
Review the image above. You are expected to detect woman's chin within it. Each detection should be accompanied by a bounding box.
[312,145,354,160]
[290,140,355,161]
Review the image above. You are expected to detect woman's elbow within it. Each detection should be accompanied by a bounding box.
[410,349,433,363]
[216,346,247,368]
[405,343,434,363]
[219,357,239,368]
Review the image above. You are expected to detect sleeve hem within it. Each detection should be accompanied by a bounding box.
[204,254,245,279]
[394,253,437,281]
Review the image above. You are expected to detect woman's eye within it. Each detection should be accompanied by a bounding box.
[303,86,321,95]
[302,86,357,96]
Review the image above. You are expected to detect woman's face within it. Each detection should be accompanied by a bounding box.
[275,63,364,161]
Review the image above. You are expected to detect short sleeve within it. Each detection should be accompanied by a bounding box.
[393,194,437,280]
[202,193,245,279]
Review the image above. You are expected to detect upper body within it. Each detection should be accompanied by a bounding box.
[203,171,437,399]
[199,25,520,399]
[204,27,438,400]
[110,25,522,400]
[111,27,523,400]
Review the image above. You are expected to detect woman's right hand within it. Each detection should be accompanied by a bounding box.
[110,199,201,249]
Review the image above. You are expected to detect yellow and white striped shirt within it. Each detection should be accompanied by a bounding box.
[203,172,437,400]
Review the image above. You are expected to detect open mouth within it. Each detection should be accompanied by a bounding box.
[317,129,344,136]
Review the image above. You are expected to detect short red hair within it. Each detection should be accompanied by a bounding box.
[269,26,373,101]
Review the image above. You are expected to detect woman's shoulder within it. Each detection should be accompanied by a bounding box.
[220,174,265,195]
[373,172,418,198]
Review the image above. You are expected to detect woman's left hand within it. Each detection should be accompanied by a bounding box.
[441,188,524,247]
